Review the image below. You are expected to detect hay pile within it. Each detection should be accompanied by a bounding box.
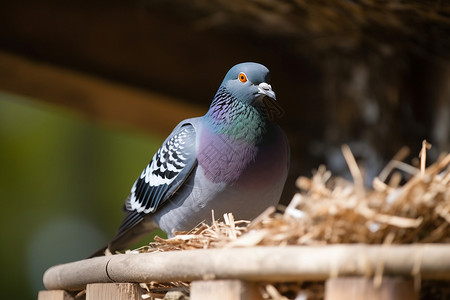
[137,141,449,299]
[140,141,449,251]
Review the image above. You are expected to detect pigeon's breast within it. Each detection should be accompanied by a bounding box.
[236,123,289,189]
[197,122,288,189]
[197,124,259,184]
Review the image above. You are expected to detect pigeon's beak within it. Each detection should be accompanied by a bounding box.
[255,82,284,120]
[257,82,276,100]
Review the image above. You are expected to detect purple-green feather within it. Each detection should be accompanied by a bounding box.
[198,87,280,185]
[204,87,268,144]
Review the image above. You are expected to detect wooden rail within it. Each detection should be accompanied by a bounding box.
[0,51,205,135]
[39,244,450,299]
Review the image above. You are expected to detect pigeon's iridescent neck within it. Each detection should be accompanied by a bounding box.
[203,87,268,144]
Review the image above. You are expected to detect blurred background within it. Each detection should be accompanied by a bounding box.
[0,1,449,298]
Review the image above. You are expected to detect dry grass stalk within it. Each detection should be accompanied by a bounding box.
[137,212,250,254]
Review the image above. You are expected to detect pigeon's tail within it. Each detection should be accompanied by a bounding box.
[88,218,159,258]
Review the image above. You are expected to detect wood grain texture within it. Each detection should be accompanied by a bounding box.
[86,283,142,300]
[191,280,263,300]
[325,277,418,300]
[38,290,75,300]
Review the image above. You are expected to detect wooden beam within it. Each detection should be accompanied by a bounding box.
[38,290,75,300]
[43,244,450,291]
[191,280,263,300]
[44,255,113,291]
[325,277,418,300]
[0,51,206,135]
[86,283,142,300]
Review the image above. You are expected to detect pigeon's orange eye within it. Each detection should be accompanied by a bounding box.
[238,72,247,83]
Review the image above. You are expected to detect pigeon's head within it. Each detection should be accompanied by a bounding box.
[220,62,283,119]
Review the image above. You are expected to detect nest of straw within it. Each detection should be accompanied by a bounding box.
[140,141,449,251]
[137,141,449,299]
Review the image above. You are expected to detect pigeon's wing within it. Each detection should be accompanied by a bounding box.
[88,120,199,257]
[117,120,198,236]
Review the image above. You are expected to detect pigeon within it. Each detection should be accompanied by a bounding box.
[91,62,290,257]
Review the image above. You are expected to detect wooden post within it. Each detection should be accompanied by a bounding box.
[38,290,75,300]
[325,277,418,300]
[190,280,263,300]
[86,283,143,300]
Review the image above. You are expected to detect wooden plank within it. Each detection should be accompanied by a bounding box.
[0,51,205,135]
[38,290,75,300]
[325,277,418,300]
[86,283,142,300]
[191,280,263,300]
